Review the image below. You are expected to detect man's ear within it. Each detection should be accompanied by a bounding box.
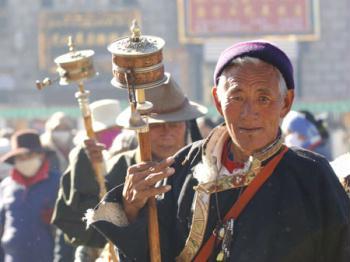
[212,86,223,115]
[280,89,294,118]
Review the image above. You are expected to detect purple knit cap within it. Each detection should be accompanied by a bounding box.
[213,40,294,89]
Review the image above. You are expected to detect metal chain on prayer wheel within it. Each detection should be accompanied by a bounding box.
[108,20,168,262]
[35,37,118,262]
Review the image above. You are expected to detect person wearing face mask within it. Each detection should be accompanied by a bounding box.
[281,110,332,160]
[40,112,76,262]
[41,112,75,173]
[89,99,123,152]
[71,99,123,152]
[0,129,60,262]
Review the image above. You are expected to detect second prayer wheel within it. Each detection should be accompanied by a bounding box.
[54,49,96,85]
[107,20,168,89]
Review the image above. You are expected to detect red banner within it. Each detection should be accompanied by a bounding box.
[178,0,319,43]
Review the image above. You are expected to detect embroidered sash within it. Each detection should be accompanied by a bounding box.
[176,146,288,261]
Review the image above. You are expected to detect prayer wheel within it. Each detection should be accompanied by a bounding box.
[36,37,97,89]
[108,20,168,89]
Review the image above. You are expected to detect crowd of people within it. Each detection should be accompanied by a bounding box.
[0,40,349,262]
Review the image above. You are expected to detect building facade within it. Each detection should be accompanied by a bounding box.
[0,0,349,114]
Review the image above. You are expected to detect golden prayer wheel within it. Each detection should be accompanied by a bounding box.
[54,49,96,85]
[36,37,97,89]
[108,20,167,89]
[36,37,119,262]
[107,20,165,262]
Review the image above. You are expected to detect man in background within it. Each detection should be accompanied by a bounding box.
[52,75,207,261]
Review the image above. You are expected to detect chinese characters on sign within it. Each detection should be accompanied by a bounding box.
[178,0,319,43]
[38,10,141,77]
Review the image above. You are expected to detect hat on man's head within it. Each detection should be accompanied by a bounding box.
[90,99,122,132]
[1,129,44,165]
[213,40,294,89]
[116,73,207,126]
[45,112,74,131]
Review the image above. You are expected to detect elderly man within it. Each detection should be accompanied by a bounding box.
[86,41,350,262]
[52,76,207,260]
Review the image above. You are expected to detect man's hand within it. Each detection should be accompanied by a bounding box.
[84,139,105,162]
[122,157,175,222]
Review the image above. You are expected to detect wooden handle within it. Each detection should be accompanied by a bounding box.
[138,131,161,262]
[91,161,107,197]
[137,130,152,162]
[82,116,108,198]
[83,115,96,140]
[82,113,119,262]
[147,197,161,262]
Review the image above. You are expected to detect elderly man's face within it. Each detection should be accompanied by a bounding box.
[149,121,186,160]
[213,61,294,156]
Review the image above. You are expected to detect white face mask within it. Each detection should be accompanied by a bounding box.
[284,133,304,148]
[14,157,43,177]
[52,131,71,145]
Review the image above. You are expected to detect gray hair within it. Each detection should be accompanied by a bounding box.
[217,57,288,101]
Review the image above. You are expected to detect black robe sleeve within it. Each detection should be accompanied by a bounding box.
[51,146,137,248]
[91,178,180,261]
[51,146,106,247]
[90,144,198,261]
[90,146,350,262]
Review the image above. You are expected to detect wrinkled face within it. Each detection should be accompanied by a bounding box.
[213,61,294,155]
[149,121,187,160]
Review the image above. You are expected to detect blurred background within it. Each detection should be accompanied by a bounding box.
[0,0,349,160]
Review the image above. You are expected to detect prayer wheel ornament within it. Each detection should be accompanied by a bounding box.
[36,36,97,89]
[108,20,168,90]
[108,20,172,130]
